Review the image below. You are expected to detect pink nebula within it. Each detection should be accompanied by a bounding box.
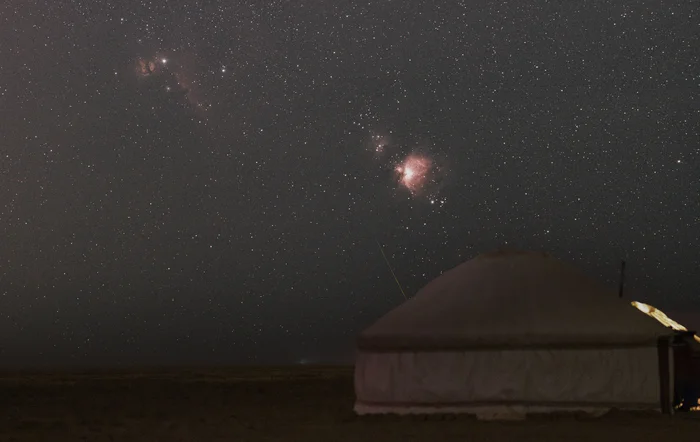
[395,155,432,193]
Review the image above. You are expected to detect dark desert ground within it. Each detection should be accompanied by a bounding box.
[1,366,699,441]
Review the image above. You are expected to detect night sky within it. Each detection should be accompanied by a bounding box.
[1,1,698,367]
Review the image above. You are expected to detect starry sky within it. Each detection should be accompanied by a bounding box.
[1,0,698,367]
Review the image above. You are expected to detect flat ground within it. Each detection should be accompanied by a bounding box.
[1,366,699,441]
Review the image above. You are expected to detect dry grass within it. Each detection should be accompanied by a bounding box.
[1,366,699,441]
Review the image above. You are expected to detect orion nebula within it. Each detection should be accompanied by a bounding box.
[395,155,432,194]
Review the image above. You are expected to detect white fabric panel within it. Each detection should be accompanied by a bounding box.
[355,347,661,411]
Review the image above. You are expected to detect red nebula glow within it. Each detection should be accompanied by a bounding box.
[396,155,432,193]
[130,52,211,116]
[137,58,158,76]
[371,134,388,154]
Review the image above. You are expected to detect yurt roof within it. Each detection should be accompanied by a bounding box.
[358,250,673,350]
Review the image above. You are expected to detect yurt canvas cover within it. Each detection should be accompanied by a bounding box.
[354,251,675,418]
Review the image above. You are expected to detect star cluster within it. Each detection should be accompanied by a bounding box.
[0,0,698,366]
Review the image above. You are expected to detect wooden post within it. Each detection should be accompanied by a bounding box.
[657,336,674,415]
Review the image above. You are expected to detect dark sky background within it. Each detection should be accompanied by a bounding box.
[0,0,698,367]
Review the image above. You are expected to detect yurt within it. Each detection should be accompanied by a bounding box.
[354,250,677,419]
